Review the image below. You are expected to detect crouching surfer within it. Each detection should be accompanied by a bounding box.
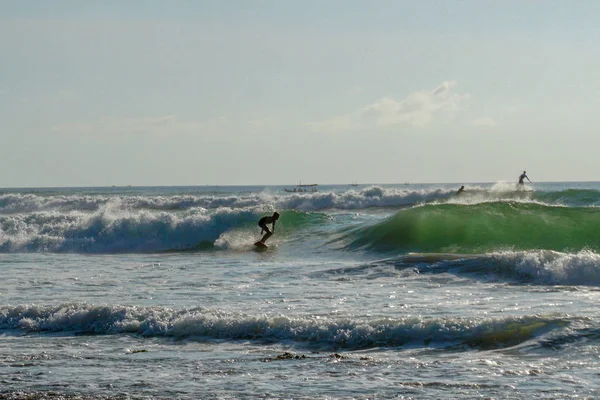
[257,212,279,245]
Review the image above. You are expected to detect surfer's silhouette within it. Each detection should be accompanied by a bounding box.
[518,171,531,185]
[257,212,279,244]
[456,185,465,195]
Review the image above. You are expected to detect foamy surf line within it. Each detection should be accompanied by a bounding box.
[0,304,569,350]
[0,186,599,214]
[0,187,454,213]
[390,250,600,286]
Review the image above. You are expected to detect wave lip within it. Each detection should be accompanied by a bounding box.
[346,202,600,254]
[0,304,568,351]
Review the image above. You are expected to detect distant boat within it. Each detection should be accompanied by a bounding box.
[284,183,318,193]
[350,181,359,187]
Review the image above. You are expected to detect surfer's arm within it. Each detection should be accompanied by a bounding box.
[272,222,276,233]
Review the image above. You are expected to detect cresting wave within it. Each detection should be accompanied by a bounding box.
[0,207,321,253]
[0,304,570,351]
[346,202,600,253]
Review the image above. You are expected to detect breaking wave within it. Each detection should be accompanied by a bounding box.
[0,206,323,253]
[0,303,570,351]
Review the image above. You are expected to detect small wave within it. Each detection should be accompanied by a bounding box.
[536,188,600,207]
[0,193,265,214]
[386,250,600,286]
[0,304,569,350]
[0,193,107,213]
[488,250,600,286]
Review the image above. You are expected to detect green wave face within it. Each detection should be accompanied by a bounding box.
[277,210,330,230]
[347,202,600,253]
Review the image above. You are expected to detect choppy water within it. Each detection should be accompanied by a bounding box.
[1,182,600,399]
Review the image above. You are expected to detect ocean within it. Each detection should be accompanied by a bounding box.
[1,182,599,399]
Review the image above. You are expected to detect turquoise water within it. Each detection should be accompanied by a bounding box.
[1,182,600,399]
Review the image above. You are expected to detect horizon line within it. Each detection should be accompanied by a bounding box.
[0,180,594,190]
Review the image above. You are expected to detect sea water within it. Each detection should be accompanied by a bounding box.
[0,182,599,399]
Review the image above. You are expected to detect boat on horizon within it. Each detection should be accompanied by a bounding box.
[284,183,318,193]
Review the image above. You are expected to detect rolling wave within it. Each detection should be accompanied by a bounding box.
[0,303,570,351]
[0,207,322,253]
[0,187,456,213]
[1,187,599,214]
[345,202,600,254]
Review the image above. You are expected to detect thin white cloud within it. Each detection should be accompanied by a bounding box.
[472,117,496,127]
[308,81,470,132]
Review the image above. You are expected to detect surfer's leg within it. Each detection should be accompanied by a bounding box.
[261,231,273,243]
[259,223,269,235]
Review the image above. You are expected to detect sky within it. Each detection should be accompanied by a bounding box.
[2,0,600,187]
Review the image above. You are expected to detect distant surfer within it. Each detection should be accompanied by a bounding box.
[456,185,465,195]
[518,171,531,185]
[258,212,279,244]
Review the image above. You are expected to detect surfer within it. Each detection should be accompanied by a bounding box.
[456,185,465,195]
[258,212,279,244]
[518,171,531,185]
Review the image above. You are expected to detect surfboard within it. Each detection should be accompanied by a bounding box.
[254,241,268,249]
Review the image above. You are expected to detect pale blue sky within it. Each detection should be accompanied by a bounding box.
[2,1,600,186]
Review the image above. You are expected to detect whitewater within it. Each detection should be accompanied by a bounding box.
[1,182,600,399]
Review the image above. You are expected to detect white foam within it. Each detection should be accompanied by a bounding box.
[275,186,454,210]
[0,303,564,350]
[0,205,265,253]
[0,187,457,214]
[489,250,600,286]
[214,229,257,250]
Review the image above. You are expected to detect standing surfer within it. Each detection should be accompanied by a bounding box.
[518,171,531,185]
